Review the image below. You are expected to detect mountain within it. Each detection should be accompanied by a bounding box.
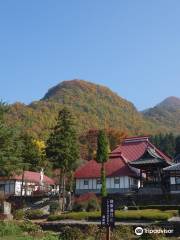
[4,79,159,139]
[143,96,180,134]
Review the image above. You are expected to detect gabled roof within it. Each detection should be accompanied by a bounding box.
[164,163,180,171]
[75,136,172,179]
[74,156,138,179]
[0,171,55,185]
[112,136,172,164]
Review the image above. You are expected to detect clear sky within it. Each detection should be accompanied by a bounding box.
[0,0,180,110]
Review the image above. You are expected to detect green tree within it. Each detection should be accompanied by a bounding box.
[151,133,176,157]
[96,130,109,197]
[175,135,180,159]
[0,102,23,180]
[46,107,79,211]
[20,133,41,171]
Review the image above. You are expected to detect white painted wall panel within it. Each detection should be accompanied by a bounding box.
[124,176,129,188]
[92,179,96,189]
[170,177,175,185]
[120,177,124,188]
[89,179,92,189]
[110,178,114,188]
[106,178,110,188]
[75,179,78,189]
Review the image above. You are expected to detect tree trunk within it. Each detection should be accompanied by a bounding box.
[21,169,25,197]
[101,162,107,197]
[58,169,62,211]
[62,174,66,212]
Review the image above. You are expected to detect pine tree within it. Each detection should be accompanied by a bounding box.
[46,107,79,210]
[0,102,23,178]
[20,133,41,171]
[175,135,180,158]
[96,130,109,197]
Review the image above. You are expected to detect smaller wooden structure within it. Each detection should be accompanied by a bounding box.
[164,163,180,193]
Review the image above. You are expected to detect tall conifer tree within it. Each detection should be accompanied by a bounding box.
[0,102,23,178]
[46,107,79,210]
[96,130,109,197]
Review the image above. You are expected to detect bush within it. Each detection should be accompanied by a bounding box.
[13,209,25,220]
[86,198,100,212]
[18,221,42,234]
[60,226,84,240]
[115,210,175,221]
[73,201,87,212]
[49,201,60,214]
[73,196,100,212]
[127,205,180,211]
[26,209,45,220]
[48,209,176,222]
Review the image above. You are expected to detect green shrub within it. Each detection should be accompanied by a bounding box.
[18,221,42,234]
[115,210,174,221]
[59,226,84,240]
[13,209,25,220]
[72,201,87,212]
[86,198,100,212]
[48,209,176,222]
[127,205,180,211]
[26,209,45,220]
[49,201,60,214]
[73,197,100,212]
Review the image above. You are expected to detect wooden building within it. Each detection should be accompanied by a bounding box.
[164,163,180,193]
[75,136,172,195]
[0,170,55,196]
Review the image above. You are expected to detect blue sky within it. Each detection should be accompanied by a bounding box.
[0,0,180,110]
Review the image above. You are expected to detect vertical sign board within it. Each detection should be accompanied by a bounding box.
[101,197,115,228]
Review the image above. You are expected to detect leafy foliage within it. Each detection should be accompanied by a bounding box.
[46,107,79,172]
[151,133,176,157]
[4,80,160,141]
[96,130,109,197]
[46,107,80,210]
[0,103,23,177]
[144,96,180,134]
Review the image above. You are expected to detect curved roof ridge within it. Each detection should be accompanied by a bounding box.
[147,141,172,163]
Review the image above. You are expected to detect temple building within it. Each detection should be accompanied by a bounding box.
[164,163,180,193]
[75,136,172,195]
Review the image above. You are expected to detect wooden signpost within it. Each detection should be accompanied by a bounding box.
[101,197,115,240]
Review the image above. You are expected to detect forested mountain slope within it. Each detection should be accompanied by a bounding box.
[5,79,159,139]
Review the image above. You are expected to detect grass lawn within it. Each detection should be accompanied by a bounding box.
[48,209,178,222]
[0,221,58,240]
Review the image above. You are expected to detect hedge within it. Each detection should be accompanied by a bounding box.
[127,205,180,211]
[48,209,177,222]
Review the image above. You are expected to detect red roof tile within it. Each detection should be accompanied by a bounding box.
[74,157,138,179]
[112,136,172,163]
[3,171,55,185]
[75,136,172,179]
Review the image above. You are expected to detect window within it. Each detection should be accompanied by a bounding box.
[96,178,101,185]
[114,177,120,184]
[84,180,89,185]
[133,179,138,185]
[176,177,180,184]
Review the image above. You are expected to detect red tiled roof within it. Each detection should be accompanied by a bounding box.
[3,171,55,185]
[112,136,172,163]
[75,136,172,179]
[74,157,138,179]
